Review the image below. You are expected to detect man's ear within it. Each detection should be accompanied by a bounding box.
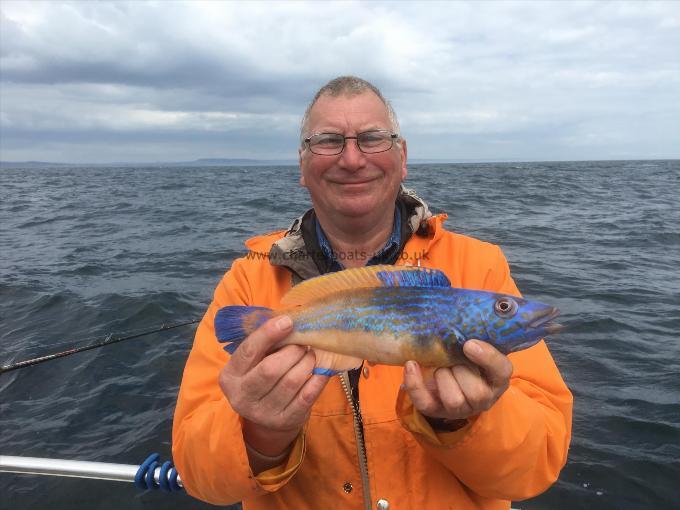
[299,147,307,187]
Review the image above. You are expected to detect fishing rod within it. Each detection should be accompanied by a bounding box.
[0,318,200,375]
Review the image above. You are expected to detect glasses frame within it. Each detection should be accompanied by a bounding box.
[304,130,399,156]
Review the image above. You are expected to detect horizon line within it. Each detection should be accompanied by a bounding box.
[2,156,678,168]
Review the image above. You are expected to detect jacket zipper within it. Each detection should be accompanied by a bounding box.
[340,371,372,510]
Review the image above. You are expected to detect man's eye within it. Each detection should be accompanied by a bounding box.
[313,135,343,146]
[359,132,387,146]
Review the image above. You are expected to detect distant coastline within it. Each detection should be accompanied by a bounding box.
[0,158,296,169]
[2,157,678,169]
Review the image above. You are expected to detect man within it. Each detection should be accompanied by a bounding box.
[172,76,572,509]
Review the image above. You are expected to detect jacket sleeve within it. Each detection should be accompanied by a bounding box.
[397,244,573,501]
[171,260,305,505]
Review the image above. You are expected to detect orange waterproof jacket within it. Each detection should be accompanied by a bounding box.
[172,213,573,509]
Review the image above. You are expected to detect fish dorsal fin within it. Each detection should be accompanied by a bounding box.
[281,265,451,307]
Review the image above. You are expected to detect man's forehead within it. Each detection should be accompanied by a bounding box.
[307,91,390,126]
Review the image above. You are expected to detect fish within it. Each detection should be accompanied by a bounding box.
[214,265,562,375]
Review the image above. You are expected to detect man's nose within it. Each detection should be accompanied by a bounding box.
[338,138,366,170]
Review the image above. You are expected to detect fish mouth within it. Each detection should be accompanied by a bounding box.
[528,306,563,335]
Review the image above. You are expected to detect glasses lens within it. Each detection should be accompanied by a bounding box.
[357,131,393,153]
[308,133,345,155]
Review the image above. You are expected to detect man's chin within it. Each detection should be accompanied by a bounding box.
[333,180,376,193]
[331,197,386,219]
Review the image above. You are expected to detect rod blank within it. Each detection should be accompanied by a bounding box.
[0,318,199,374]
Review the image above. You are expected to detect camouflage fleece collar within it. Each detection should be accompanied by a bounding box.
[268,187,433,283]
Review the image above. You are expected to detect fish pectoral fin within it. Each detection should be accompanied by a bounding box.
[444,325,467,347]
[311,349,363,375]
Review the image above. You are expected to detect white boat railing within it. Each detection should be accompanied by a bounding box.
[2,454,530,508]
[0,455,183,488]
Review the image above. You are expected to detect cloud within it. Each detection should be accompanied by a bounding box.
[1,0,679,162]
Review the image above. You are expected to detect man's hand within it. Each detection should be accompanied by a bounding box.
[218,315,329,460]
[402,339,513,422]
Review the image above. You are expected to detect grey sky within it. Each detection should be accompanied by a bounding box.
[1,0,679,163]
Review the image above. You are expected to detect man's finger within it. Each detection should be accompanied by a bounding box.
[260,349,317,410]
[228,315,293,376]
[283,373,330,425]
[240,344,308,402]
[451,364,493,411]
[403,361,441,417]
[433,367,472,414]
[463,340,513,390]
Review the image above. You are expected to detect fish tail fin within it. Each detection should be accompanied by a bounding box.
[214,306,273,354]
[311,349,363,376]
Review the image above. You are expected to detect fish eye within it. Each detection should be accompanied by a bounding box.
[494,297,518,318]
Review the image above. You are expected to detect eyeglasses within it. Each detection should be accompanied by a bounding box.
[304,130,399,156]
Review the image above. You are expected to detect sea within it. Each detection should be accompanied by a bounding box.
[1,160,678,510]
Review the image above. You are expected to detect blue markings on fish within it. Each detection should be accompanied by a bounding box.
[214,265,562,373]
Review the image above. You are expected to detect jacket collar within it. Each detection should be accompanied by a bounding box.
[268,187,434,283]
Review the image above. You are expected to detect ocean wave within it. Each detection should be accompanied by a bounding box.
[1,161,679,510]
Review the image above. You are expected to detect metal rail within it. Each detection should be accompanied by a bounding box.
[0,455,183,487]
[1,455,528,507]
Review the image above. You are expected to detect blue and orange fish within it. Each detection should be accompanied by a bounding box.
[214,265,562,375]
